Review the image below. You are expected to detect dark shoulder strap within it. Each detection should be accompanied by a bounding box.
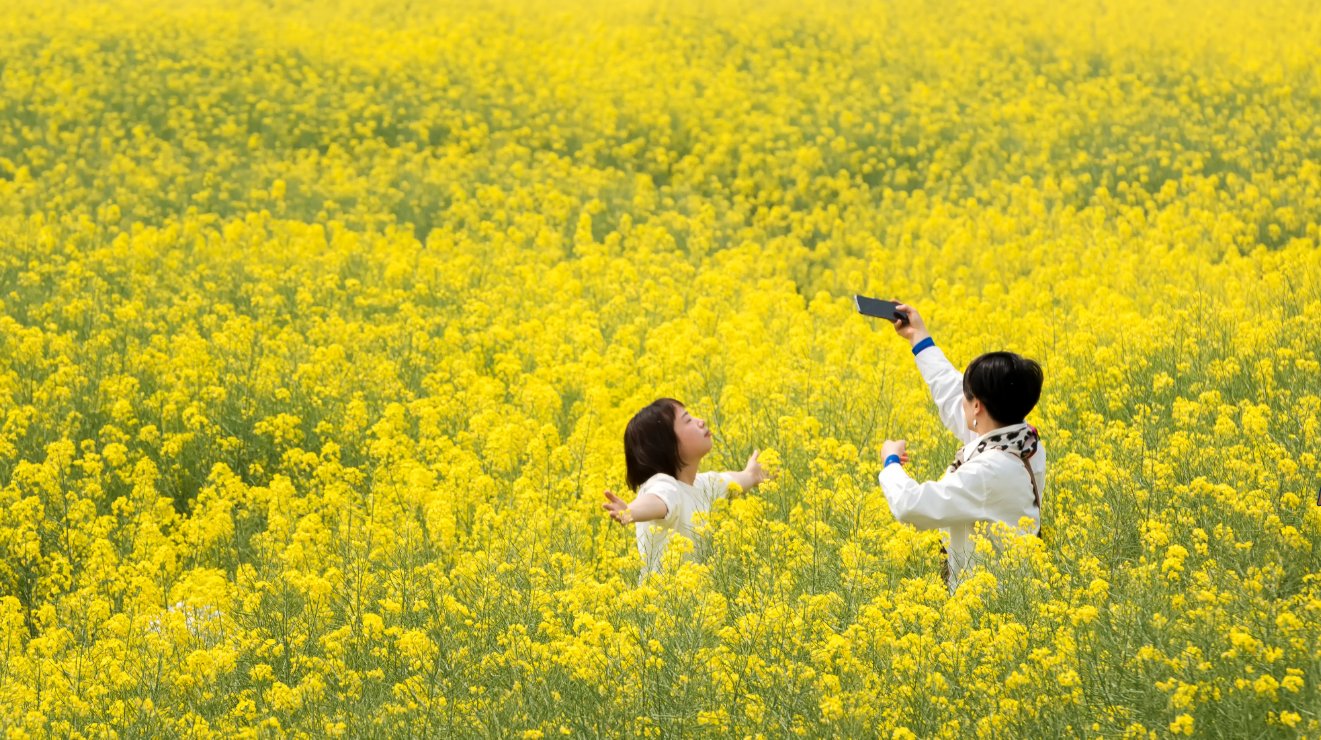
[1019,455,1044,540]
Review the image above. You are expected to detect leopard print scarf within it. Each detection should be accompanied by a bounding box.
[948,423,1041,507]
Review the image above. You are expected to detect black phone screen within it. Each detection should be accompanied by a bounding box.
[854,295,907,323]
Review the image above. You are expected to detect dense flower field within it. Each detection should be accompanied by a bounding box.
[1,0,1319,736]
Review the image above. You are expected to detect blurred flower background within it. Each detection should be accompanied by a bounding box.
[0,0,1318,736]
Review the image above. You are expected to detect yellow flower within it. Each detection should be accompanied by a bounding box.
[1169,714,1194,735]
[1253,674,1280,700]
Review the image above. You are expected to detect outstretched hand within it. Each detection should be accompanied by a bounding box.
[602,490,633,526]
[744,449,774,486]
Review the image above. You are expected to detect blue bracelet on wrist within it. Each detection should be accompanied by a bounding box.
[884,454,902,467]
[911,337,935,356]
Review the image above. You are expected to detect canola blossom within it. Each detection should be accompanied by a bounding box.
[0,0,1319,736]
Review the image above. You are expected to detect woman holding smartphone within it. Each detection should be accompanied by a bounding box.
[877,303,1046,592]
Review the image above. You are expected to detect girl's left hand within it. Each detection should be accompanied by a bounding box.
[744,449,774,485]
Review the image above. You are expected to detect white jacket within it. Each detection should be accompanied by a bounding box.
[877,343,1045,591]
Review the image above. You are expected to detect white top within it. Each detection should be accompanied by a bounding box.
[877,344,1046,592]
[634,471,734,575]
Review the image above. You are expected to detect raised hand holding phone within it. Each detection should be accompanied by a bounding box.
[854,295,932,348]
[891,303,931,347]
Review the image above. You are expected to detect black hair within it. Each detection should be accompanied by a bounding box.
[962,352,1043,425]
[624,398,685,492]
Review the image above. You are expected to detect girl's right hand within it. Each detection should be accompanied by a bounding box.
[893,302,931,346]
[602,490,633,526]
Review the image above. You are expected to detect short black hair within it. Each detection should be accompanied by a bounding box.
[624,398,685,492]
[962,352,1043,425]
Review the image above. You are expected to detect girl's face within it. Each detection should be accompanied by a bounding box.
[672,405,712,465]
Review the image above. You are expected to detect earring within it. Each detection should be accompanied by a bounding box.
[973,418,978,430]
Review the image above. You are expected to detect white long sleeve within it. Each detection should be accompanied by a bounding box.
[878,451,1037,530]
[879,453,987,528]
[913,345,978,445]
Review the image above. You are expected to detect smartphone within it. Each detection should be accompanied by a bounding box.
[854,295,908,324]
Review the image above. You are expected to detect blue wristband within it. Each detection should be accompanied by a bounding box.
[884,454,902,467]
[911,337,935,356]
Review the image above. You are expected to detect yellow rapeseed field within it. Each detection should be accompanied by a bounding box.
[0,0,1318,736]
